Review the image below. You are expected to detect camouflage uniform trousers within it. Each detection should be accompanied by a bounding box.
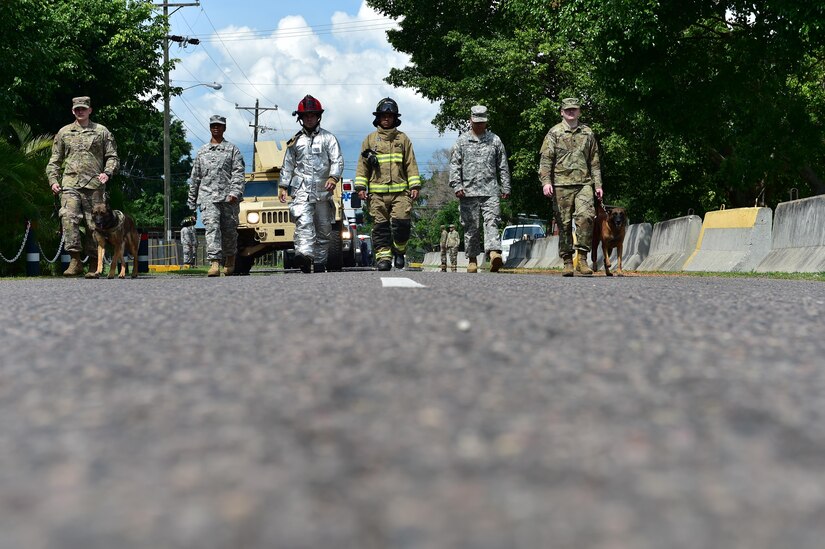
[182,244,197,266]
[459,195,501,258]
[440,245,447,266]
[59,187,105,258]
[201,201,240,261]
[447,246,459,271]
[553,184,595,259]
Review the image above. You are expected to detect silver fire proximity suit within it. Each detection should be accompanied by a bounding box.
[279,126,344,264]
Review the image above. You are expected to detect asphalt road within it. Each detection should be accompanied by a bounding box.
[1,270,824,549]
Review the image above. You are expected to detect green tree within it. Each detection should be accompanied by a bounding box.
[0,0,193,239]
[367,0,825,223]
[0,123,58,276]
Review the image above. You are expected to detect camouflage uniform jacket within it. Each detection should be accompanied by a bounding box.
[440,229,448,248]
[180,225,197,247]
[449,129,511,197]
[188,140,246,208]
[46,121,119,189]
[355,127,421,194]
[538,121,602,190]
[446,229,460,248]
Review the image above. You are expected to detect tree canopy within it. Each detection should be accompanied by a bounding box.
[368,0,825,223]
[0,0,193,271]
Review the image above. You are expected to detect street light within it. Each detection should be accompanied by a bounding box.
[162,77,222,246]
[182,81,222,91]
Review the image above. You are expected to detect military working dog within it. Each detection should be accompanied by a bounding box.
[86,203,140,279]
[591,201,627,276]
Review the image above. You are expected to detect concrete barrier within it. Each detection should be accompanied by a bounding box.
[422,250,485,271]
[421,251,442,271]
[683,207,772,272]
[521,237,564,269]
[756,195,825,273]
[592,222,652,271]
[504,239,530,268]
[636,215,702,271]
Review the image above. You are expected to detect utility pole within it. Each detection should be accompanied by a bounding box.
[155,1,199,246]
[235,100,278,170]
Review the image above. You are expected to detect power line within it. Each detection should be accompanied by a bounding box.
[199,6,279,106]
[182,18,395,42]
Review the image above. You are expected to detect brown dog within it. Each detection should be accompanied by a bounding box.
[591,201,627,276]
[85,203,140,279]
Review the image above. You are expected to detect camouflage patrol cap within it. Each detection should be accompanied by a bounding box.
[72,96,91,109]
[449,224,456,228]
[560,97,581,110]
[209,114,227,126]
[440,225,446,229]
[470,105,488,122]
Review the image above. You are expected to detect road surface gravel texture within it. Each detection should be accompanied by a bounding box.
[1,271,824,549]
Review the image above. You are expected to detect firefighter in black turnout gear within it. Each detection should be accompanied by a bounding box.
[354,97,421,270]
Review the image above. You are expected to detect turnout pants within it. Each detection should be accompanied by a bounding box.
[369,191,412,262]
[290,198,333,264]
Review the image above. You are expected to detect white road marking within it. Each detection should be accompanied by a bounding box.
[381,277,426,288]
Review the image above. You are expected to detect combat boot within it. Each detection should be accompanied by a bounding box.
[561,258,574,277]
[440,263,447,272]
[223,255,236,276]
[467,258,478,273]
[63,252,84,277]
[489,251,503,273]
[207,260,221,277]
[376,259,392,271]
[576,252,593,276]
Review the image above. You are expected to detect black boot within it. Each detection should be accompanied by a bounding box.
[295,254,312,273]
[393,252,405,270]
[313,263,326,273]
[376,259,392,271]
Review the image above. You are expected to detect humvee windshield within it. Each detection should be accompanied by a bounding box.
[244,180,279,198]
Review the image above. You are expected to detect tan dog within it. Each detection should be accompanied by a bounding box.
[591,202,627,276]
[86,203,139,279]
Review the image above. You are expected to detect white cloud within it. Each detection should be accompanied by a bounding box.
[169,1,454,176]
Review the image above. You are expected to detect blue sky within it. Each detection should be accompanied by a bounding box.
[165,0,458,180]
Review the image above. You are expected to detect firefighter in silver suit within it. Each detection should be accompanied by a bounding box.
[278,95,344,273]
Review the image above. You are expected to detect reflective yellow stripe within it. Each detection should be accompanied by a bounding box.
[377,154,403,163]
[369,182,409,193]
[355,176,368,185]
[408,175,421,186]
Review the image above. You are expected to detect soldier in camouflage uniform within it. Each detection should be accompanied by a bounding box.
[188,115,246,277]
[439,225,448,272]
[449,105,510,273]
[180,216,198,267]
[446,224,460,272]
[47,96,119,277]
[539,97,603,276]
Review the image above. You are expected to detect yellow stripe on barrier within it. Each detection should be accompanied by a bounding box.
[701,208,760,229]
[687,207,762,267]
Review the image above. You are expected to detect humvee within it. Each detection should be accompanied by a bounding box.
[234,140,358,274]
